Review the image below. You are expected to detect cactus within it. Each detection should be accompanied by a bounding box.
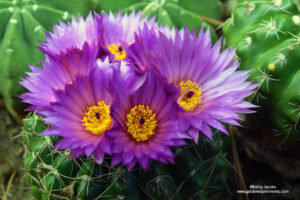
[0,0,95,121]
[22,112,231,200]
[96,0,223,40]
[222,0,300,139]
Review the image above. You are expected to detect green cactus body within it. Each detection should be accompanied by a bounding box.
[103,173,139,200]
[96,0,222,40]
[75,160,106,199]
[222,0,300,137]
[140,163,180,200]
[22,113,231,199]
[169,135,231,200]
[0,0,95,121]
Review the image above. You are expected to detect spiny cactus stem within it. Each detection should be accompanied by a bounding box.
[27,171,41,184]
[76,178,91,199]
[170,175,189,200]
[279,32,300,51]
[44,192,66,200]
[23,112,230,199]
[219,154,235,169]
[40,163,59,176]
[248,70,270,103]
[36,141,54,157]
[172,153,219,200]
[146,174,172,195]
[95,171,122,199]
[23,112,40,132]
[116,195,126,200]
[132,174,157,200]
[174,147,184,156]
[63,181,75,198]
[190,169,196,177]
[155,175,170,184]
[191,143,203,161]
[45,136,54,146]
[203,157,217,189]
[81,175,92,183]
[196,155,218,169]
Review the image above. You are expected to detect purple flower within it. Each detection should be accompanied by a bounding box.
[40,13,103,57]
[20,43,102,112]
[109,72,187,170]
[100,10,158,91]
[101,10,156,61]
[40,10,156,61]
[38,10,157,84]
[41,68,115,163]
[126,27,258,142]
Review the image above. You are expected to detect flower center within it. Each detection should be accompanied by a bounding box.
[82,101,112,135]
[106,43,127,60]
[126,105,157,142]
[177,80,202,112]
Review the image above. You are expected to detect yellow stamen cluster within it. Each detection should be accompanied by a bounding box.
[82,101,112,135]
[177,80,202,112]
[106,43,127,60]
[126,105,157,142]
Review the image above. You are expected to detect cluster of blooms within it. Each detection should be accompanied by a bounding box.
[20,11,257,170]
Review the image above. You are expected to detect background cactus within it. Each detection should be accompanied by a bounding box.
[222,0,300,178]
[96,0,223,40]
[223,0,300,139]
[0,0,96,122]
[22,112,232,200]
